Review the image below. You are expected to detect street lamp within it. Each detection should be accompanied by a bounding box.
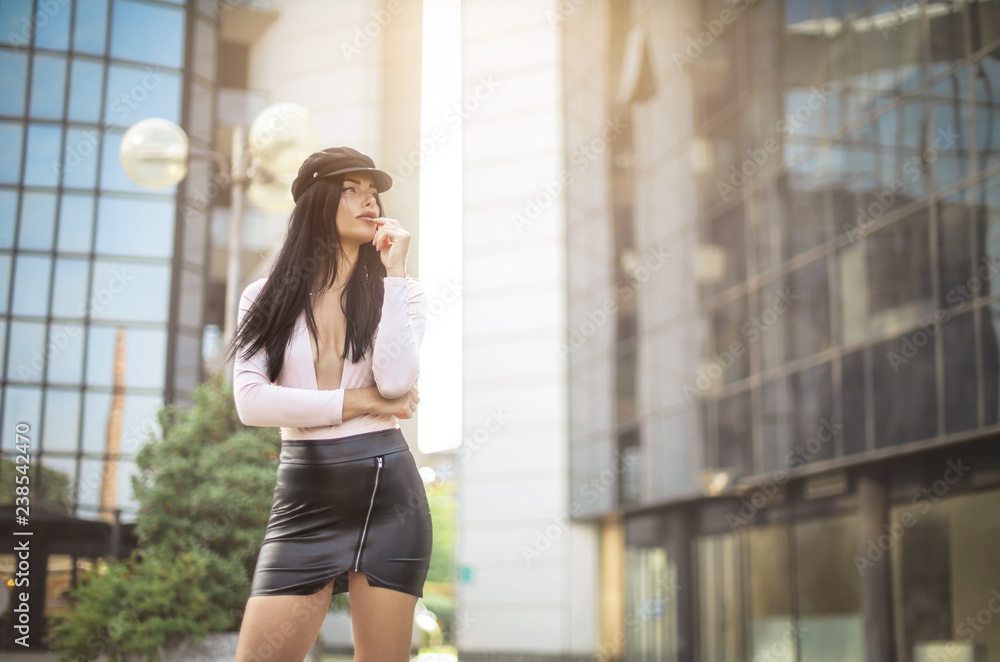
[119,103,318,346]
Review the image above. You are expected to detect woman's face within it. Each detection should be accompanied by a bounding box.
[333,172,381,246]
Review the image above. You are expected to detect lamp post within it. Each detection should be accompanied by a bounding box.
[119,103,318,345]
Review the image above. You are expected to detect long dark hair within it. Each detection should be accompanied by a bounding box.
[223,175,387,383]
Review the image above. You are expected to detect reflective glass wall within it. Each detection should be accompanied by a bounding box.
[0,0,216,524]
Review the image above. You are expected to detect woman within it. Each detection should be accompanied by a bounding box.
[224,146,431,662]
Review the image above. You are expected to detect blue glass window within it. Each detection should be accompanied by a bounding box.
[62,126,101,189]
[18,191,57,251]
[24,123,63,187]
[0,252,10,312]
[73,0,109,55]
[43,389,82,453]
[0,49,28,116]
[0,189,16,249]
[85,325,166,389]
[33,0,72,51]
[110,0,184,68]
[45,320,85,384]
[0,121,24,184]
[1,386,42,452]
[67,57,105,123]
[89,259,170,323]
[95,196,174,258]
[0,0,31,50]
[29,53,68,120]
[52,257,90,318]
[80,396,111,453]
[104,63,182,129]
[11,253,51,317]
[58,193,95,253]
[5,320,46,382]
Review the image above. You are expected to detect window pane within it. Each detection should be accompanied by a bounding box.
[711,294,750,385]
[974,172,1000,300]
[983,300,1000,427]
[81,391,112,456]
[937,188,973,310]
[95,196,175,258]
[109,0,184,68]
[45,321,85,385]
[747,525,795,661]
[62,126,101,189]
[761,377,791,473]
[872,331,938,446]
[789,361,835,463]
[867,208,934,338]
[104,63,183,129]
[0,49,28,116]
[43,389,82,453]
[0,121,24,184]
[0,189,17,249]
[795,514,863,659]
[0,0,31,46]
[89,260,170,323]
[5,320,46,383]
[119,393,163,455]
[786,257,830,361]
[0,252,10,312]
[943,309,978,434]
[718,390,752,478]
[1,386,42,452]
[67,57,105,123]
[24,123,63,187]
[52,257,90,318]
[73,0,109,55]
[779,153,828,262]
[18,191,57,251]
[29,53,68,120]
[85,325,167,389]
[58,193,95,252]
[11,254,51,317]
[39,457,78,511]
[841,349,867,455]
[33,0,73,51]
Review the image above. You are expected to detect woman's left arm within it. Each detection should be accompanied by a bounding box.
[372,276,427,398]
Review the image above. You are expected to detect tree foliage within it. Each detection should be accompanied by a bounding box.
[47,371,283,660]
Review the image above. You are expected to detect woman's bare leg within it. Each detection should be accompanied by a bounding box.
[348,570,418,662]
[234,580,334,662]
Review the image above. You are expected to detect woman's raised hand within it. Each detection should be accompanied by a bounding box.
[372,217,410,276]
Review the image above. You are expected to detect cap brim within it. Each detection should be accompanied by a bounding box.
[318,166,393,193]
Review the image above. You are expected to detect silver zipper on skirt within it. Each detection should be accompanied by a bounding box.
[353,455,383,571]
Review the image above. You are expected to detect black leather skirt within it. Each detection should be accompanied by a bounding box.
[249,427,432,599]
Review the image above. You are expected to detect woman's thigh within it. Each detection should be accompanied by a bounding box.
[348,570,418,662]
[234,580,333,662]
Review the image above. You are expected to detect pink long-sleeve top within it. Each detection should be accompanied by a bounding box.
[232,275,427,441]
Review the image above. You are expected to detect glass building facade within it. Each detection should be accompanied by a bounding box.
[565,0,1000,659]
[0,0,217,648]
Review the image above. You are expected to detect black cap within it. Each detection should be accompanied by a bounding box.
[291,146,393,203]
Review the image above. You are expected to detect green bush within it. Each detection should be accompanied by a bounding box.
[46,371,302,660]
